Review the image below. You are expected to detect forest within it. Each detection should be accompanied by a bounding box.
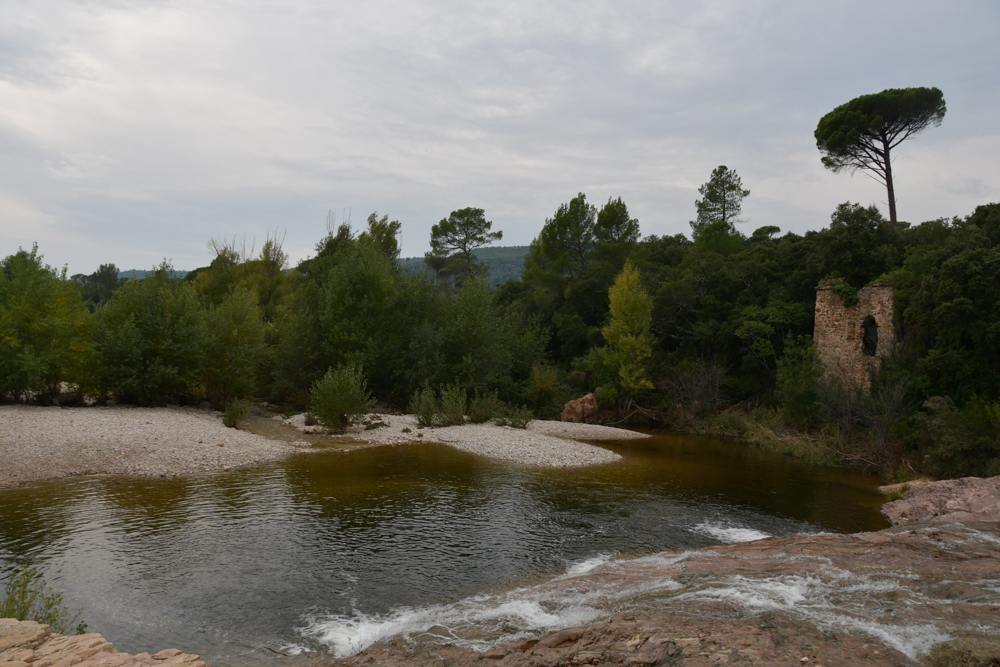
[2,175,999,480]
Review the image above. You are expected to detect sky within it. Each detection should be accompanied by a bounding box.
[2,0,998,274]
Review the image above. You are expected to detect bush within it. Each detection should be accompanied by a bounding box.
[469,389,504,423]
[0,565,86,635]
[776,335,823,427]
[408,386,440,427]
[222,399,251,428]
[439,384,467,426]
[913,396,1000,478]
[309,364,376,432]
[496,405,533,429]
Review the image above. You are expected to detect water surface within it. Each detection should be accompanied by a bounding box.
[0,430,888,665]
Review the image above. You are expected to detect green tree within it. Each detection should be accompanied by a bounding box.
[77,264,124,312]
[815,86,946,228]
[594,197,641,271]
[529,193,597,279]
[691,166,750,239]
[359,211,402,263]
[0,245,95,400]
[425,207,502,285]
[202,287,266,408]
[96,262,206,404]
[599,261,654,414]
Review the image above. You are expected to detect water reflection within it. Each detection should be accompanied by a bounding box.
[0,431,887,665]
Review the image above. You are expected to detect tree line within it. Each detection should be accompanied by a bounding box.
[2,86,997,478]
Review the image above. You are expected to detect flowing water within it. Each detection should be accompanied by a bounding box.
[0,430,888,665]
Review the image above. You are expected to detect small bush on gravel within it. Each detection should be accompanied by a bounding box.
[495,405,533,429]
[222,399,251,428]
[440,384,467,426]
[310,364,376,432]
[0,565,87,635]
[408,386,440,427]
[469,390,504,423]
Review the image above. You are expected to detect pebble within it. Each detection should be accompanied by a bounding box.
[280,413,649,467]
[0,405,307,489]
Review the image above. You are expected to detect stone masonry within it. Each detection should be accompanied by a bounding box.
[814,283,895,389]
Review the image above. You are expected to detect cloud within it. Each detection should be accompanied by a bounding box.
[0,0,998,271]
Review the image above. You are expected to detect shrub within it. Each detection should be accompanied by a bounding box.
[408,386,440,427]
[309,364,376,432]
[913,396,1000,478]
[222,399,251,428]
[439,384,467,426]
[0,565,86,635]
[496,405,533,429]
[776,335,823,427]
[469,389,504,423]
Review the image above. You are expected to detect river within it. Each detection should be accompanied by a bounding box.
[0,430,887,665]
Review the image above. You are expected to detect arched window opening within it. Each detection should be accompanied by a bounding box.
[862,317,878,357]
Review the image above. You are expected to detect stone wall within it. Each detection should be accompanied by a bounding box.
[814,283,895,389]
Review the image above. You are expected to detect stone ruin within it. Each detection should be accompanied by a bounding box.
[813,283,895,389]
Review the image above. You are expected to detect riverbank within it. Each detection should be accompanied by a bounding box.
[0,406,644,490]
[0,405,308,490]
[279,412,641,467]
[322,475,1000,667]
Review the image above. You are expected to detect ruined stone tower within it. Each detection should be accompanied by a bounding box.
[814,283,895,389]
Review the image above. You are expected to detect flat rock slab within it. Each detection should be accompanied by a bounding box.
[326,521,1000,666]
[0,619,207,666]
[881,474,1000,524]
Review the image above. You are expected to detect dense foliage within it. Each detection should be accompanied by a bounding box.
[2,188,998,479]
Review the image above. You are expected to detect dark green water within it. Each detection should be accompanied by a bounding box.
[0,431,888,665]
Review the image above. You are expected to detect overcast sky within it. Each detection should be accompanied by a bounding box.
[2,0,998,274]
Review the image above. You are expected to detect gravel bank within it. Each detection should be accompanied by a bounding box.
[280,413,647,467]
[0,405,308,490]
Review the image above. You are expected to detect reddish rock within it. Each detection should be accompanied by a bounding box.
[881,475,1000,524]
[0,620,207,666]
[561,394,598,423]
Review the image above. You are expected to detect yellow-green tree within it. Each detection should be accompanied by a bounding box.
[601,260,654,414]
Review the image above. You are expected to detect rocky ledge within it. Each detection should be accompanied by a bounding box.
[324,476,1000,667]
[880,475,1000,524]
[0,618,207,666]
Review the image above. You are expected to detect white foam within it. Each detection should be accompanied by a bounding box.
[692,521,770,543]
[674,572,948,659]
[565,554,612,576]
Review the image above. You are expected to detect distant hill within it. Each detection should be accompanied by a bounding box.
[399,246,529,286]
[118,270,189,280]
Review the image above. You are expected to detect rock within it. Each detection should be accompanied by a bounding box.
[0,619,208,666]
[561,394,598,423]
[881,475,1000,524]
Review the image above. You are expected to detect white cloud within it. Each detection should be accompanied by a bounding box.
[0,0,997,271]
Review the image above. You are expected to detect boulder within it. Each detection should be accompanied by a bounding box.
[561,394,598,423]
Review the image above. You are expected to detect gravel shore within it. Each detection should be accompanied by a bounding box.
[0,405,308,490]
[280,413,647,467]
[0,406,647,490]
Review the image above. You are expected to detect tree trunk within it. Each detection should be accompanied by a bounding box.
[883,140,897,230]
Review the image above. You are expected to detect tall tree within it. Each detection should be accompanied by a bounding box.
[359,211,402,263]
[691,166,750,238]
[530,193,597,279]
[425,207,502,285]
[601,261,654,415]
[815,87,946,228]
